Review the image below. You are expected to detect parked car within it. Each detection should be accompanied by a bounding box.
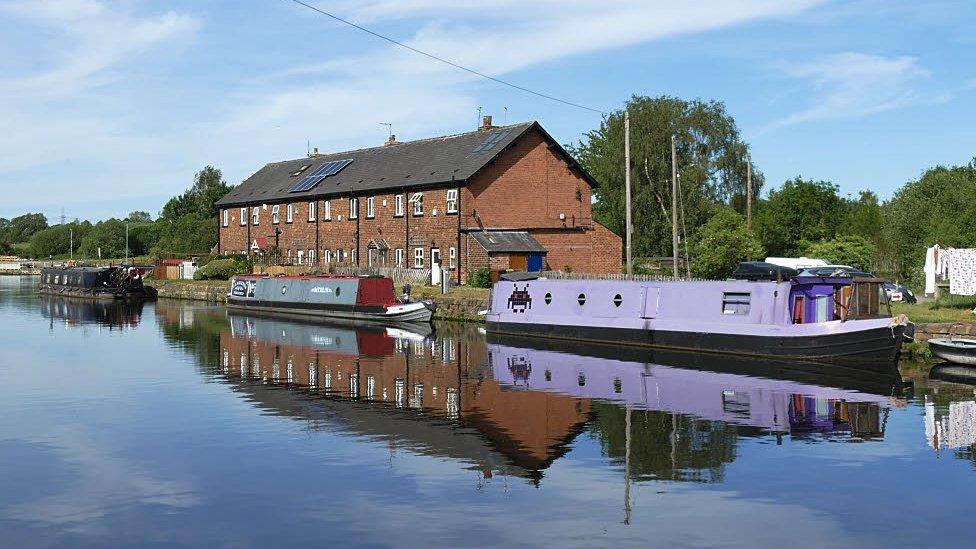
[800,265,874,278]
[884,282,917,304]
[731,261,799,281]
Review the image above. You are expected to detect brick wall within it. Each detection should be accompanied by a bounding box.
[531,222,622,274]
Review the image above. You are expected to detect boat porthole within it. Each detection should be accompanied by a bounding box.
[545,369,552,381]
[335,287,341,296]
[613,294,623,307]
[577,293,586,306]
[281,286,287,294]
[544,292,552,305]
[577,373,586,386]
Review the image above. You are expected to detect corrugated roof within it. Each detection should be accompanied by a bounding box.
[470,231,547,253]
[216,121,596,207]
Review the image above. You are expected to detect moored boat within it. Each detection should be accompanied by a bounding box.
[227,274,434,323]
[928,338,976,366]
[485,274,914,366]
[39,266,156,300]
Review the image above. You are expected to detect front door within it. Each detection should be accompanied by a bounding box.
[431,248,441,285]
[509,253,527,271]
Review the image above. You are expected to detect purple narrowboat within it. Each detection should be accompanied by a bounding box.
[485,275,914,366]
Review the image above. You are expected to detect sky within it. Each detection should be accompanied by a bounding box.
[0,0,973,222]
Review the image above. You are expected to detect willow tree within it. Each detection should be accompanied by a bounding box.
[571,95,760,258]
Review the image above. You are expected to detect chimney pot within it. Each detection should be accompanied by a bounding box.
[385,134,398,146]
[481,115,493,129]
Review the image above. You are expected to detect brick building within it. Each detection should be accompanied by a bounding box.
[215,119,622,282]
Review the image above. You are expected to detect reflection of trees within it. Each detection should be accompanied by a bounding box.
[588,403,749,483]
[154,302,227,367]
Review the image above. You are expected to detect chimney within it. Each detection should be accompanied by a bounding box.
[385,134,398,146]
[309,147,320,157]
[480,115,493,130]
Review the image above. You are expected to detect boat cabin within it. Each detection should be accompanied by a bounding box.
[789,276,889,324]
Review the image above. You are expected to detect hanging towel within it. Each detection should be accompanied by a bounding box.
[948,249,976,296]
[924,245,937,295]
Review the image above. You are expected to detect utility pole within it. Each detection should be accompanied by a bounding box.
[69,228,73,261]
[671,135,679,279]
[746,154,753,232]
[125,222,130,263]
[624,110,632,277]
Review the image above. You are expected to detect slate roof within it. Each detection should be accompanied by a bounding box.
[216,121,596,207]
[470,230,547,254]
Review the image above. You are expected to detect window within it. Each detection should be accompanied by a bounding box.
[323,200,332,221]
[240,208,247,226]
[449,246,456,269]
[272,204,280,224]
[414,247,424,268]
[350,249,357,265]
[286,204,294,223]
[308,249,315,264]
[297,250,305,265]
[722,292,751,315]
[395,248,404,267]
[411,192,423,216]
[308,201,316,222]
[366,196,375,218]
[349,198,359,219]
[395,194,404,216]
[446,189,458,213]
[291,164,310,176]
[252,207,260,225]
[324,249,332,263]
[222,209,229,227]
[337,249,345,263]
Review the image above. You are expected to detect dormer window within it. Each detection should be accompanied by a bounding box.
[291,165,311,177]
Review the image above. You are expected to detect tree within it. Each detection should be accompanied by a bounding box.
[79,219,128,259]
[689,208,763,280]
[126,211,153,223]
[805,235,877,271]
[29,222,92,258]
[0,238,12,255]
[571,95,760,258]
[5,213,48,243]
[846,190,883,242]
[754,177,844,257]
[883,158,976,283]
[154,166,232,257]
[153,213,218,256]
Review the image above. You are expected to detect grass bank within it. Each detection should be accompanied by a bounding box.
[893,297,976,324]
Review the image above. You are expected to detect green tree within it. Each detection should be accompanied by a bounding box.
[755,177,844,257]
[79,219,127,259]
[689,208,763,279]
[805,235,877,271]
[883,159,976,284]
[846,190,883,242]
[154,166,233,256]
[126,211,153,223]
[0,238,12,255]
[6,213,48,243]
[153,213,218,256]
[29,221,92,258]
[571,95,760,258]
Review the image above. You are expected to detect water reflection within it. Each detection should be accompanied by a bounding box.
[38,295,144,330]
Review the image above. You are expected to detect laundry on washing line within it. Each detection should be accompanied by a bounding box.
[928,245,976,296]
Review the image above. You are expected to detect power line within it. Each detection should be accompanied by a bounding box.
[285,0,606,115]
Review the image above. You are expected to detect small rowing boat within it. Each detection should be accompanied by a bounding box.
[227,274,434,323]
[928,338,976,366]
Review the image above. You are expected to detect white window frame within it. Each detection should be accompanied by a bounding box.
[366,196,375,218]
[286,203,294,223]
[411,192,423,216]
[349,198,359,219]
[297,249,305,265]
[395,194,404,217]
[308,201,316,222]
[351,249,357,265]
[449,246,456,269]
[240,208,247,226]
[252,207,260,225]
[446,189,458,214]
[308,249,315,264]
[337,249,344,263]
[323,200,332,221]
[395,248,404,267]
[272,204,280,224]
[222,209,229,227]
[324,249,332,263]
[414,247,424,268]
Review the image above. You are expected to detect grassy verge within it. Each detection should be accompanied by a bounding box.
[893,296,976,324]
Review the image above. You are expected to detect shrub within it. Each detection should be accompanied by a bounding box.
[467,267,492,288]
[193,258,240,280]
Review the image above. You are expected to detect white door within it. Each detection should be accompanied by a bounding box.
[430,248,441,285]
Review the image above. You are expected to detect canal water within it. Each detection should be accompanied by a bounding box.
[2,276,976,548]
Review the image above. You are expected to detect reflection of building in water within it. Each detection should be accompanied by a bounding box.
[924,397,976,451]
[39,295,143,329]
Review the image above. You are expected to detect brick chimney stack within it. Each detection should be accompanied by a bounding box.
[480,115,493,130]
[385,134,398,146]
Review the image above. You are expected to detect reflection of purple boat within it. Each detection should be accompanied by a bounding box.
[486,276,914,366]
[488,342,894,436]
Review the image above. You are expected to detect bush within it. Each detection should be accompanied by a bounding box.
[467,267,492,288]
[193,258,240,280]
[690,208,763,280]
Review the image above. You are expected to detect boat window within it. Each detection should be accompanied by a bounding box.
[613,377,622,393]
[544,292,552,305]
[335,287,341,297]
[613,293,623,307]
[722,292,751,315]
[577,293,586,306]
[281,285,287,294]
[577,373,586,386]
[814,295,829,323]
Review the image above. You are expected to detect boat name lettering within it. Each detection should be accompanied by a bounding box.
[310,287,334,294]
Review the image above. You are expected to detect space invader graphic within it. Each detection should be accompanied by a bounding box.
[507,284,532,313]
[507,355,532,385]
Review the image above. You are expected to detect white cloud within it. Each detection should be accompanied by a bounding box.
[770,52,949,128]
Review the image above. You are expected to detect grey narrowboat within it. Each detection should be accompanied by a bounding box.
[39,266,156,300]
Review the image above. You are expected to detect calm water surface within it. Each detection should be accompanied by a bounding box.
[2,275,976,548]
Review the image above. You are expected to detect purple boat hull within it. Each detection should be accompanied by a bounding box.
[485,279,913,366]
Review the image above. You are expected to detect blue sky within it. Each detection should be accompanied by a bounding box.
[0,0,973,221]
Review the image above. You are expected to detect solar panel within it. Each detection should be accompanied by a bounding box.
[471,129,512,154]
[288,159,354,192]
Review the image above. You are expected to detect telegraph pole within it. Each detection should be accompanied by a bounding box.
[69,228,73,261]
[624,110,632,277]
[746,155,753,232]
[671,135,679,279]
[125,222,130,263]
